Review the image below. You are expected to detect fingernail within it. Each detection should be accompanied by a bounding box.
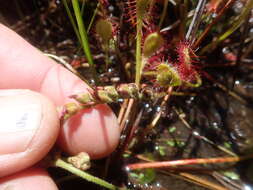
[0,89,42,155]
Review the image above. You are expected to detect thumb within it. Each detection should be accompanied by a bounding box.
[0,89,59,177]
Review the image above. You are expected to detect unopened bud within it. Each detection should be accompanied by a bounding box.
[117,83,139,99]
[62,102,81,120]
[97,86,119,103]
[73,93,94,104]
[143,32,164,57]
[96,19,113,44]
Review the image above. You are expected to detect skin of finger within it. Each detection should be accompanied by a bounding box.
[58,104,119,159]
[0,24,120,158]
[0,167,58,190]
[0,91,59,177]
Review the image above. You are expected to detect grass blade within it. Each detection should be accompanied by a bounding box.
[72,0,99,84]
[62,0,82,45]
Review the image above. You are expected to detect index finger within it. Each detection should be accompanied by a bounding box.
[0,24,120,159]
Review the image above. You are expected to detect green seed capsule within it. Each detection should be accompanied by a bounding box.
[143,32,164,57]
[95,19,113,44]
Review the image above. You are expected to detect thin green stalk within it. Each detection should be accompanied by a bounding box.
[158,0,169,29]
[62,0,82,44]
[54,158,118,190]
[135,21,143,86]
[81,0,86,15]
[105,44,110,69]
[87,2,100,34]
[135,0,152,86]
[72,0,99,84]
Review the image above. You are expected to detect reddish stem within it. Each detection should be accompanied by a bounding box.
[126,154,253,170]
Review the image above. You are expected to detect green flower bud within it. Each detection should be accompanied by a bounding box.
[74,93,94,104]
[95,19,113,44]
[97,86,119,103]
[65,102,79,115]
[117,83,139,99]
[143,32,164,57]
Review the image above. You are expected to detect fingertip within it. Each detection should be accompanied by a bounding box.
[58,104,120,159]
[0,167,58,190]
[0,24,120,160]
[0,90,59,177]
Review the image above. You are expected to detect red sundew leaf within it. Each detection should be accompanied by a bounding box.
[124,0,153,27]
[177,41,192,65]
[176,62,197,82]
[176,41,199,82]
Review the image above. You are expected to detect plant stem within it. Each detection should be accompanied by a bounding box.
[105,44,110,69]
[87,2,100,34]
[126,154,253,170]
[54,158,118,190]
[186,0,207,44]
[142,87,172,137]
[72,0,99,84]
[135,21,142,86]
[62,0,82,45]
[126,150,228,190]
[159,0,169,29]
[81,0,86,15]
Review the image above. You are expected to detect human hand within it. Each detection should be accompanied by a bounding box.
[0,24,120,189]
